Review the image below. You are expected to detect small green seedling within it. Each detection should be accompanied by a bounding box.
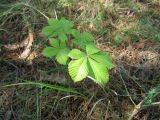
[42,18,114,86]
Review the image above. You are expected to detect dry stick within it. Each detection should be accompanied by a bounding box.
[118,67,136,106]
[23,3,49,20]
[128,101,160,120]
[128,100,144,120]
[87,98,104,117]
[54,9,58,19]
[121,64,143,90]
[105,100,111,120]
[73,95,94,120]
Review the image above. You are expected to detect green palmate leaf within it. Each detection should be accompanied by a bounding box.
[86,45,112,85]
[88,58,109,86]
[86,44,114,69]
[59,41,66,48]
[71,29,82,46]
[49,39,60,47]
[68,45,113,86]
[43,18,74,40]
[43,39,70,65]
[58,33,68,41]
[90,52,114,69]
[86,44,100,55]
[82,32,94,42]
[42,26,55,37]
[72,39,81,46]
[68,57,89,82]
[71,30,94,49]
[71,29,81,39]
[56,48,70,65]
[49,39,66,48]
[48,19,61,28]
[60,18,74,33]
[42,18,113,86]
[68,49,86,59]
[42,47,58,58]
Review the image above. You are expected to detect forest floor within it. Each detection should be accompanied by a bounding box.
[0,0,160,120]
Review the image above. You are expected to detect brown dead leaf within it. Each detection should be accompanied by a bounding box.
[19,29,34,59]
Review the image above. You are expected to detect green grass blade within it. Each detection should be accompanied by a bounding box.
[1,81,84,96]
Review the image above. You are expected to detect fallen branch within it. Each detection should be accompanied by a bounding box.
[128,100,160,120]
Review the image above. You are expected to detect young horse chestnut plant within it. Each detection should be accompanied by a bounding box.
[42,18,114,86]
